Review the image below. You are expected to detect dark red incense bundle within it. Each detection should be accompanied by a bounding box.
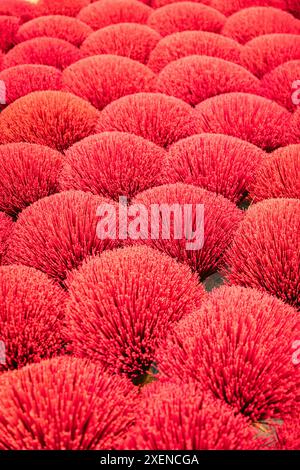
[166,133,264,203]
[65,246,205,379]
[0,265,65,372]
[147,2,226,36]
[0,0,36,23]
[77,0,152,30]
[36,0,90,17]
[210,0,288,16]
[147,30,244,72]
[156,55,262,106]
[158,286,300,421]
[0,16,19,52]
[222,7,300,44]
[62,55,156,110]
[126,381,265,449]
[0,212,13,263]
[241,34,300,78]
[193,93,291,151]
[225,198,300,308]
[260,60,300,111]
[0,143,62,217]
[5,190,120,284]
[250,145,300,201]
[0,65,62,105]
[131,183,243,279]
[60,132,166,201]
[96,92,195,148]
[81,23,161,64]
[3,37,84,71]
[0,357,138,449]
[287,107,300,144]
[16,15,92,47]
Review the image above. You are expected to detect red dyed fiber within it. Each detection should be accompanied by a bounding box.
[147,2,226,37]
[126,381,265,450]
[0,265,65,373]
[62,55,156,110]
[0,91,99,152]
[96,0,152,5]
[147,30,244,72]
[65,246,204,379]
[210,0,289,16]
[158,286,300,421]
[131,183,243,279]
[0,357,138,449]
[36,0,91,17]
[60,132,166,201]
[0,16,19,52]
[77,0,152,31]
[242,34,300,78]
[225,199,300,308]
[193,93,291,151]
[153,0,214,7]
[0,0,36,23]
[4,190,119,284]
[81,23,161,65]
[0,143,62,217]
[16,15,93,47]
[287,107,300,144]
[156,55,262,106]
[96,93,195,148]
[260,60,300,112]
[165,134,264,203]
[250,145,300,202]
[2,37,84,71]
[0,0,299,451]
[0,212,13,264]
[0,65,62,105]
[222,7,300,44]
[287,0,300,18]
[275,412,300,450]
